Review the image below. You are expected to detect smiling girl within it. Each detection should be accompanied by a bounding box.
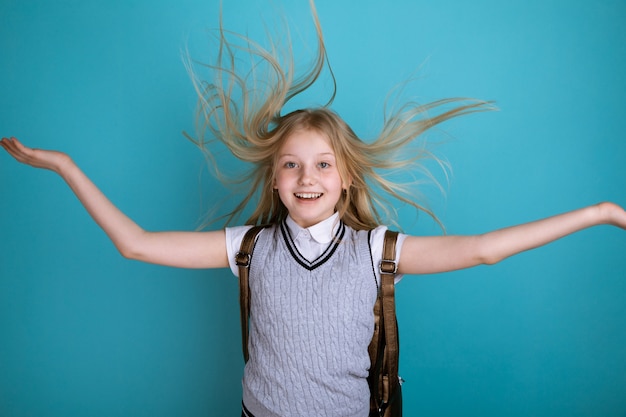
[2,1,625,416]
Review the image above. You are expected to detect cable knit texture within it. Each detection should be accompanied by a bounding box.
[242,220,377,417]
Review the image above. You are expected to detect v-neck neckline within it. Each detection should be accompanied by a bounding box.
[279,219,345,271]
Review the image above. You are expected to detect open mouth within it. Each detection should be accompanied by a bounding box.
[295,192,323,200]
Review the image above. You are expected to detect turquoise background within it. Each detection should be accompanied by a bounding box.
[1,0,625,416]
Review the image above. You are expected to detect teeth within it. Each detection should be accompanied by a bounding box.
[295,193,322,199]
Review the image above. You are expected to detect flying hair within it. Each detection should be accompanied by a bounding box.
[185,0,494,231]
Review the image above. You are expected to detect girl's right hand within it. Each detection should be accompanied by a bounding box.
[1,137,71,172]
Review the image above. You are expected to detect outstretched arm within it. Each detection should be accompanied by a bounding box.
[398,202,626,275]
[1,137,228,269]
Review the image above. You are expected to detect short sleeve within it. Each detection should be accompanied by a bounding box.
[369,225,408,284]
[225,225,254,277]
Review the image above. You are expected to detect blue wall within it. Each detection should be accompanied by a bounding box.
[1,1,625,416]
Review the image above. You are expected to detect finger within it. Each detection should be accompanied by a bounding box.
[2,139,32,164]
[9,137,26,151]
[0,138,18,155]
[1,137,18,146]
[0,137,13,148]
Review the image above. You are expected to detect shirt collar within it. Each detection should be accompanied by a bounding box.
[285,212,341,244]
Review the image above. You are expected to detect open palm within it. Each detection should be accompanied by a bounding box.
[1,137,71,172]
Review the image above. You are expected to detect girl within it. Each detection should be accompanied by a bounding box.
[2,1,625,416]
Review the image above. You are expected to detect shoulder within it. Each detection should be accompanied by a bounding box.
[225,224,277,276]
[367,225,406,248]
[342,224,404,248]
[344,224,406,263]
[225,225,254,248]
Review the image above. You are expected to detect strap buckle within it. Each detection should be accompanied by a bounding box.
[379,259,397,275]
[235,252,251,268]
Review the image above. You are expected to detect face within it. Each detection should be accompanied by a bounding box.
[274,129,348,228]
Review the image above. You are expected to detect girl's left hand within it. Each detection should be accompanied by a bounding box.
[597,201,626,230]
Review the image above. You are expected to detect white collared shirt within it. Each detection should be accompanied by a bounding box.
[225,212,406,283]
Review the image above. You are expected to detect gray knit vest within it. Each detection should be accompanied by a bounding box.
[242,220,378,417]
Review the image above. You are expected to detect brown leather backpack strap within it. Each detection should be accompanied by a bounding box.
[380,230,399,275]
[370,229,401,416]
[380,230,400,403]
[368,230,402,416]
[236,225,266,363]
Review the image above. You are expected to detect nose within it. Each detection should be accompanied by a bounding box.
[298,165,317,186]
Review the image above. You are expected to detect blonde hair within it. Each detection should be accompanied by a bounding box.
[186,0,492,230]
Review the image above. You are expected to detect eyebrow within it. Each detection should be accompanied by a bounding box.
[278,152,335,158]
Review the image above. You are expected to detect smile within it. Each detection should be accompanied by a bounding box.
[295,192,323,200]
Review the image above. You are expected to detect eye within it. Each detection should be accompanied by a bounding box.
[284,162,298,169]
[318,161,331,169]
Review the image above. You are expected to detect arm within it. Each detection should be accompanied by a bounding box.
[398,202,626,275]
[1,137,228,269]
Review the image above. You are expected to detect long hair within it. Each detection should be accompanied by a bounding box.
[186,0,492,230]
